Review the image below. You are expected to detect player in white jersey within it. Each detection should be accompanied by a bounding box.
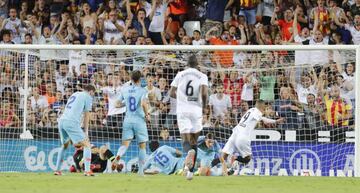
[169,55,208,180]
[221,100,284,175]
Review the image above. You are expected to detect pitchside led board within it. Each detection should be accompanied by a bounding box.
[0,129,354,177]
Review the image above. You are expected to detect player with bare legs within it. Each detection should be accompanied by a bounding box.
[169,55,208,180]
[221,100,284,175]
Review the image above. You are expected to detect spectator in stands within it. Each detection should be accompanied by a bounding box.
[126,0,149,37]
[201,0,233,37]
[55,61,71,94]
[75,63,92,90]
[320,84,352,127]
[148,0,170,45]
[334,13,360,45]
[224,71,243,107]
[0,100,20,128]
[1,7,21,43]
[206,25,246,67]
[29,86,48,115]
[27,109,38,128]
[209,84,232,123]
[274,86,302,129]
[339,63,355,114]
[103,9,125,45]
[310,0,330,34]
[192,30,205,45]
[161,90,177,133]
[80,2,97,32]
[349,0,360,18]
[63,86,73,103]
[293,7,311,66]
[241,71,257,107]
[0,29,15,44]
[290,67,318,104]
[146,73,162,133]
[271,6,300,42]
[101,73,125,128]
[39,110,58,128]
[52,91,65,114]
[259,62,276,101]
[239,0,259,27]
[93,105,107,128]
[303,93,323,129]
[300,9,330,66]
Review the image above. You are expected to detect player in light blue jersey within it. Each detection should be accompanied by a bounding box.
[143,141,184,175]
[115,70,150,176]
[54,84,95,176]
[196,133,222,176]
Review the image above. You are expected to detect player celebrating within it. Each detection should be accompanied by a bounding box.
[54,84,95,176]
[169,55,209,180]
[221,100,284,175]
[115,70,150,176]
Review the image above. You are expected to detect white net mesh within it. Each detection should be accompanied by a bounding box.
[0,47,357,176]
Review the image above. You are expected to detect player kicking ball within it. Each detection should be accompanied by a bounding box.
[114,71,151,176]
[221,100,284,175]
[54,84,96,176]
[169,55,209,180]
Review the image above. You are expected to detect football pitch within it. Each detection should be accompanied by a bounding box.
[1,173,360,193]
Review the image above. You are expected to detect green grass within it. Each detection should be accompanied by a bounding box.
[1,173,360,193]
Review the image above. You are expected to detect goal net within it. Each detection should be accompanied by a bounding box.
[0,45,358,177]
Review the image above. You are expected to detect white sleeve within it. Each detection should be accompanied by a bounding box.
[170,73,180,87]
[200,74,209,86]
[261,116,277,124]
[253,110,262,121]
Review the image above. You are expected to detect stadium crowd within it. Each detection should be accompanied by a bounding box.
[0,0,356,141]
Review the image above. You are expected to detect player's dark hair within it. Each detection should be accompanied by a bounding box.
[131,70,142,83]
[187,55,199,68]
[83,84,96,92]
[206,133,214,140]
[149,141,160,152]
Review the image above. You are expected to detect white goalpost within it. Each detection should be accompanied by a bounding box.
[0,44,358,177]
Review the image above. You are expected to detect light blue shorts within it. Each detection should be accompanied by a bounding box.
[58,120,86,145]
[122,118,148,143]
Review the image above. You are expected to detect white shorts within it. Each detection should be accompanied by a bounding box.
[177,112,203,134]
[222,131,252,157]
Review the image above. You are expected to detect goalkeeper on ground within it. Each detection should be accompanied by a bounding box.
[70,145,122,173]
